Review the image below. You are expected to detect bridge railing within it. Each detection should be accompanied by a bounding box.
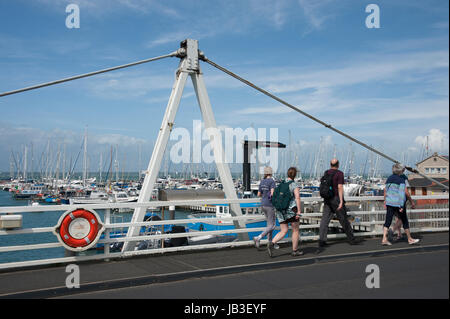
[0,195,448,270]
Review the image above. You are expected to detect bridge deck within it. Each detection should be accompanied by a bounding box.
[0,232,448,299]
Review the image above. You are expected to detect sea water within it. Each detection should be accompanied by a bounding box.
[0,191,194,265]
[0,190,318,265]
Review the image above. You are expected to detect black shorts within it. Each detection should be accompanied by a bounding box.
[280,216,299,224]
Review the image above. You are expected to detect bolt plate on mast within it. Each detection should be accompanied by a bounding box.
[180,39,199,72]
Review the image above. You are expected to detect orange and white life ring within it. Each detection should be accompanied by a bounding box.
[54,208,104,252]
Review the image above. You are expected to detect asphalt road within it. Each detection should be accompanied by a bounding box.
[61,249,448,299]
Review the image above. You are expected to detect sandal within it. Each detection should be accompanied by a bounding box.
[393,232,402,241]
[381,240,392,246]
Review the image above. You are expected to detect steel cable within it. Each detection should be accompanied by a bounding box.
[0,51,178,97]
[203,57,449,190]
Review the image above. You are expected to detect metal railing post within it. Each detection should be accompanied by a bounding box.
[104,209,111,259]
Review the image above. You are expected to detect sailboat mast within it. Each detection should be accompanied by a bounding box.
[83,127,88,186]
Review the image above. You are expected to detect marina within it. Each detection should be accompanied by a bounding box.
[0,30,448,301]
[0,184,447,266]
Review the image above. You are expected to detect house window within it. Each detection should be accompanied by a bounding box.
[423,166,448,174]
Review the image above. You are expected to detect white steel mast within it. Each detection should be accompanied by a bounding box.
[122,40,245,252]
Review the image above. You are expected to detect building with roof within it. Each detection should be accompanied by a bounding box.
[408,152,448,196]
[406,153,448,229]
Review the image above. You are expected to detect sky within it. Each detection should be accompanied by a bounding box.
[0,0,448,177]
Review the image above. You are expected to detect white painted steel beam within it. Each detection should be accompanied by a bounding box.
[122,39,247,251]
[121,59,189,252]
[191,71,247,240]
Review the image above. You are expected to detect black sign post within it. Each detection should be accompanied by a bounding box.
[243,141,286,194]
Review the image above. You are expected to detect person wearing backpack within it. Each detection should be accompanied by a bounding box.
[382,163,419,246]
[390,166,416,241]
[253,166,277,250]
[268,167,303,257]
[318,159,361,249]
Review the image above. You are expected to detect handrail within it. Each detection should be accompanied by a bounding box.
[0,195,447,271]
[0,195,448,214]
[0,198,260,214]
[1,208,448,237]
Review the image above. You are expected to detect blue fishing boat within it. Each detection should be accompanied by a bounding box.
[187,203,281,240]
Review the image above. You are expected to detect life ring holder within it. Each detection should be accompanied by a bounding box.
[53,208,105,252]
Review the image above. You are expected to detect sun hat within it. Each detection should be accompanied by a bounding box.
[264,166,273,175]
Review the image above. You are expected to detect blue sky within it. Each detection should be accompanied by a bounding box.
[0,0,448,176]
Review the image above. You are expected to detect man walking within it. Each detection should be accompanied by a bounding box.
[318,159,361,248]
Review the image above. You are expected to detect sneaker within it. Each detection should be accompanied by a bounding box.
[267,242,274,258]
[349,237,363,245]
[318,241,329,248]
[291,250,304,257]
[408,238,420,245]
[253,237,261,249]
[274,244,280,250]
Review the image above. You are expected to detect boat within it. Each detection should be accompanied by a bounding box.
[69,190,110,205]
[12,184,45,200]
[44,195,60,204]
[187,203,267,240]
[343,183,365,197]
[109,191,139,203]
[28,200,42,208]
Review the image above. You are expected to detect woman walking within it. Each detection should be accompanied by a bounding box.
[382,163,419,246]
[268,167,303,257]
[391,167,416,240]
[253,166,277,249]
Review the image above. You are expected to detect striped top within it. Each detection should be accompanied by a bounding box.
[385,174,406,208]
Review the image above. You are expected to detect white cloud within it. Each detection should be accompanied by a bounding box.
[297,0,336,32]
[432,21,449,29]
[87,71,174,99]
[257,50,449,95]
[36,0,180,18]
[415,129,449,153]
[0,124,147,150]
[144,0,304,49]
[93,134,146,146]
[323,135,333,145]
[146,31,193,48]
[236,105,295,115]
[225,48,449,128]
[249,0,292,29]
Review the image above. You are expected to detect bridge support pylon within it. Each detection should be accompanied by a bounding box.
[122,39,246,252]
